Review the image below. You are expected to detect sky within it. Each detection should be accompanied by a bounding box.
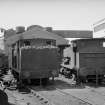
[0,0,105,30]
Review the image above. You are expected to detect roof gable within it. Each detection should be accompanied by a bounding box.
[53,30,93,38]
[5,27,68,46]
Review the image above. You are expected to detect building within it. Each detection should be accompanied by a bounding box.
[93,18,105,38]
[4,25,68,56]
[0,28,5,52]
[45,27,93,43]
[4,25,93,57]
[52,30,93,44]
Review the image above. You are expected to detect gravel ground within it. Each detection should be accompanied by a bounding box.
[0,71,43,105]
[33,87,90,105]
[31,76,105,105]
[0,88,43,105]
[1,74,105,105]
[55,76,105,105]
[31,77,90,105]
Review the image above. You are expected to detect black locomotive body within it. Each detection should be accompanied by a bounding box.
[4,26,68,84]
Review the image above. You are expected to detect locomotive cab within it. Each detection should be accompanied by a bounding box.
[9,38,60,85]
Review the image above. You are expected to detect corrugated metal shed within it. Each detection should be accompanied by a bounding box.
[53,30,93,38]
[72,38,105,53]
[5,27,68,46]
[4,29,16,38]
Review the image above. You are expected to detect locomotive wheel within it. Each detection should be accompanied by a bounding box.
[42,78,49,86]
[76,76,86,84]
[87,79,93,82]
[12,70,19,81]
[70,73,76,80]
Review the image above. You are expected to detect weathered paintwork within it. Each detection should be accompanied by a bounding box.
[20,47,59,79]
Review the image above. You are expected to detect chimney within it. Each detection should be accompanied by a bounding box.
[16,26,25,34]
[45,27,52,32]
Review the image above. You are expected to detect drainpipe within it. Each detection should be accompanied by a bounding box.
[73,43,77,67]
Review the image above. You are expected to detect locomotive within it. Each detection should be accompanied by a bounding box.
[61,38,105,83]
[4,26,68,84]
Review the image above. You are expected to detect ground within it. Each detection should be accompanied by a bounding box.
[55,76,105,105]
[1,75,105,105]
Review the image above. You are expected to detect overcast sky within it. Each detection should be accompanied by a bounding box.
[0,0,105,30]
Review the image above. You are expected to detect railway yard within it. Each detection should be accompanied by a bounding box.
[1,73,105,105]
[0,26,105,105]
[0,0,104,103]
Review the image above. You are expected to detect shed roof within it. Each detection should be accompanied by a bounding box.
[5,27,68,46]
[72,38,105,53]
[72,38,105,42]
[53,30,93,38]
[78,46,105,53]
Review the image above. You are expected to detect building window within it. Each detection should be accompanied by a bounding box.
[24,40,30,46]
[103,42,105,47]
[46,40,52,45]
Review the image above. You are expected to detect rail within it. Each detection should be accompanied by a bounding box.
[27,85,93,105]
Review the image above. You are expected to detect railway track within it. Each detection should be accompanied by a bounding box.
[56,88,93,105]
[28,85,93,105]
[2,72,105,105]
[27,77,105,105]
[4,80,105,105]
[55,84,105,105]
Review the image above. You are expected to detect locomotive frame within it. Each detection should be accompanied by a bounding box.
[4,26,68,84]
[7,38,60,84]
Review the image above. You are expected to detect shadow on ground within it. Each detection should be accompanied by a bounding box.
[85,81,105,88]
[8,103,16,105]
[30,79,85,92]
[30,79,105,92]
[18,87,31,94]
[54,79,85,89]
[17,77,105,92]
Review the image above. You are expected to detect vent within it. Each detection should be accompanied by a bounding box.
[16,26,25,34]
